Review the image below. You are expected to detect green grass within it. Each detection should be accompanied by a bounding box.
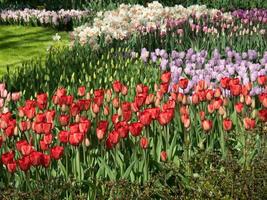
[0,25,69,75]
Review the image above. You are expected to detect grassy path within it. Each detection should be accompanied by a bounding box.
[0,25,69,75]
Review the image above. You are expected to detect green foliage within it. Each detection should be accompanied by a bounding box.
[1,45,158,98]
[1,0,266,10]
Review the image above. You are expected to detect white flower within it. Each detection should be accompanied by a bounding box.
[52,33,61,41]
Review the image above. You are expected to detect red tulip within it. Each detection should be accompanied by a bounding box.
[113,80,122,93]
[258,109,267,122]
[4,125,15,137]
[41,154,51,168]
[192,93,199,104]
[160,151,167,161]
[77,99,91,111]
[202,120,213,131]
[18,156,31,171]
[59,130,69,143]
[69,132,84,146]
[79,120,91,133]
[35,113,46,123]
[140,137,149,149]
[160,83,169,93]
[69,123,79,134]
[121,85,128,96]
[70,103,80,116]
[55,88,67,98]
[243,118,256,130]
[206,89,214,101]
[24,107,36,119]
[21,144,33,156]
[129,122,143,137]
[220,77,230,89]
[135,94,146,107]
[199,111,205,121]
[257,75,267,86]
[40,140,49,151]
[208,104,215,114]
[139,110,152,126]
[229,78,240,86]
[45,110,56,123]
[131,101,139,112]
[178,78,188,89]
[96,121,109,140]
[230,84,242,96]
[146,107,160,119]
[59,115,70,126]
[111,114,120,124]
[157,109,174,126]
[245,95,252,105]
[44,133,53,145]
[122,110,132,122]
[16,140,28,151]
[37,93,48,109]
[92,103,100,114]
[78,86,86,97]
[112,97,120,109]
[103,106,109,116]
[223,119,233,131]
[30,151,43,166]
[107,130,120,145]
[235,103,244,113]
[43,123,52,134]
[122,102,131,111]
[1,151,14,165]
[161,71,171,83]
[7,161,16,173]
[115,121,129,138]
[50,146,64,160]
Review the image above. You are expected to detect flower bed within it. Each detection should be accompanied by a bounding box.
[0,8,91,30]
[72,2,266,51]
[139,48,267,95]
[0,67,266,197]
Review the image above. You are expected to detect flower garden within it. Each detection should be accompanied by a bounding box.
[0,1,266,199]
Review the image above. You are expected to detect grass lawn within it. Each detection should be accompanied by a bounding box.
[0,25,69,75]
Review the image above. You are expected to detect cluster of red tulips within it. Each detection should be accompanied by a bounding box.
[0,71,266,174]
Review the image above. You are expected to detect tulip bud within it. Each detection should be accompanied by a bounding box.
[112,97,120,109]
[92,103,100,114]
[251,98,255,108]
[160,151,167,162]
[218,106,226,115]
[75,115,80,123]
[104,106,109,116]
[61,104,68,112]
[155,98,161,107]
[183,118,190,128]
[240,94,244,103]
[86,92,90,99]
[245,95,252,106]
[85,138,90,147]
[14,126,18,136]
[106,89,112,103]
[252,109,257,119]
[182,95,187,105]
[118,107,122,116]
[121,85,128,96]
